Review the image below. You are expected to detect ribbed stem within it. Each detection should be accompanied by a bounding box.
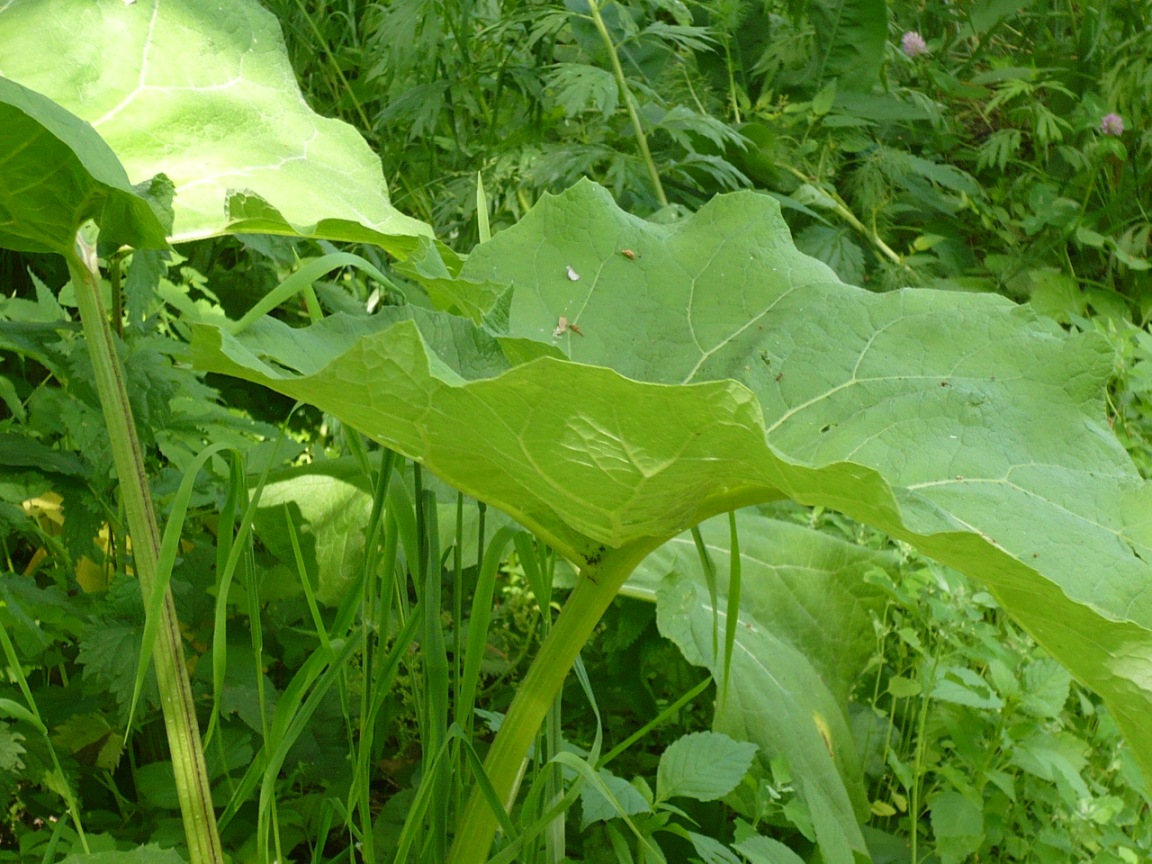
[68,235,224,864]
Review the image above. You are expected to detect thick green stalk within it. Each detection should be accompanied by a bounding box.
[586,0,668,208]
[446,538,664,864]
[67,236,224,864]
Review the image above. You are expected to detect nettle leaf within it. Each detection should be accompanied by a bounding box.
[0,0,433,252]
[77,619,159,724]
[927,790,984,864]
[0,575,89,659]
[931,666,1004,710]
[1019,658,1072,718]
[192,180,1152,787]
[656,731,757,803]
[52,713,122,772]
[579,767,652,828]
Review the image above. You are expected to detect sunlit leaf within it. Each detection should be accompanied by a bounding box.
[656,731,757,803]
[0,0,433,251]
[0,76,167,254]
[192,179,1152,791]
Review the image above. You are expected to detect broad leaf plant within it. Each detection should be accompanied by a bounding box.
[2,1,1151,863]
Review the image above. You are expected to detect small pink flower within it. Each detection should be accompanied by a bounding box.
[901,31,928,58]
[1100,113,1124,136]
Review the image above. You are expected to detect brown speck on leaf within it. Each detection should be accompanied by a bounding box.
[775,372,784,382]
[621,249,637,260]
[554,317,584,337]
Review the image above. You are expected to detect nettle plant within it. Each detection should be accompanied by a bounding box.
[4,2,1152,863]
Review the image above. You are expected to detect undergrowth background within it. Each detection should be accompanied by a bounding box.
[3,0,1152,861]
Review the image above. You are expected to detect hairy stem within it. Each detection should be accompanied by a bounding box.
[68,236,224,864]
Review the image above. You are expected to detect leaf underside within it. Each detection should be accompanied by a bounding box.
[193,180,1152,789]
[0,76,167,254]
[0,0,432,251]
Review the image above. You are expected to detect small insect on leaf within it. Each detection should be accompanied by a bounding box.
[554,316,584,337]
[566,265,580,281]
[621,249,637,260]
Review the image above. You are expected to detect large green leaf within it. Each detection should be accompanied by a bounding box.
[191,180,1152,787]
[630,512,889,706]
[0,0,432,252]
[0,76,167,254]
[662,579,868,862]
[636,512,889,864]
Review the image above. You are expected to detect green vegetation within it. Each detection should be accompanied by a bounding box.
[2,1,1151,863]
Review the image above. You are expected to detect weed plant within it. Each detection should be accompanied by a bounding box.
[3,0,1152,862]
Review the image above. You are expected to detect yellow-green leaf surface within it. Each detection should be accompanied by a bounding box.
[0,0,432,252]
[0,76,167,254]
[192,180,1152,786]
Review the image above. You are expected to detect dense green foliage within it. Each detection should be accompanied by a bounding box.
[3,1,1152,863]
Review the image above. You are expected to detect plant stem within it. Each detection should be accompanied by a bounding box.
[586,0,668,208]
[67,235,224,864]
[781,164,903,265]
[446,537,664,864]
